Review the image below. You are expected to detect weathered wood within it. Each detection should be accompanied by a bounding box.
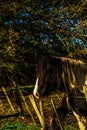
[29,95,45,129]
[0,85,34,93]
[2,86,15,112]
[51,99,63,130]
[18,89,36,124]
[39,99,45,130]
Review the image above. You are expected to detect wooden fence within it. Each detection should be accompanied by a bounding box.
[0,85,45,130]
[0,84,63,130]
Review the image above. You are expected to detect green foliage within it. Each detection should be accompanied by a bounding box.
[0,0,87,86]
[2,122,40,130]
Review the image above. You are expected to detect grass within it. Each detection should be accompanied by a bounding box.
[2,122,40,130]
[65,125,79,130]
[2,122,79,130]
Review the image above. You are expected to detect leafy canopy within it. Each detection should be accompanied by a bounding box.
[0,0,87,86]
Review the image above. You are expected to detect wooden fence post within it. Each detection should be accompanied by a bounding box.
[29,95,45,129]
[51,99,63,130]
[39,99,45,130]
[2,86,15,113]
[18,89,36,124]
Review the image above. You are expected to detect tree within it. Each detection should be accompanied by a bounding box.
[0,0,87,86]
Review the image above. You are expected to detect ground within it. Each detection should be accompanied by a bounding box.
[0,87,79,130]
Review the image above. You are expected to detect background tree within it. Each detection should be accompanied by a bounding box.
[0,0,87,86]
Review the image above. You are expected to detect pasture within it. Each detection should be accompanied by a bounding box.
[0,86,79,130]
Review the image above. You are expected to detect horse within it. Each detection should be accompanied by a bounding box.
[33,55,87,130]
